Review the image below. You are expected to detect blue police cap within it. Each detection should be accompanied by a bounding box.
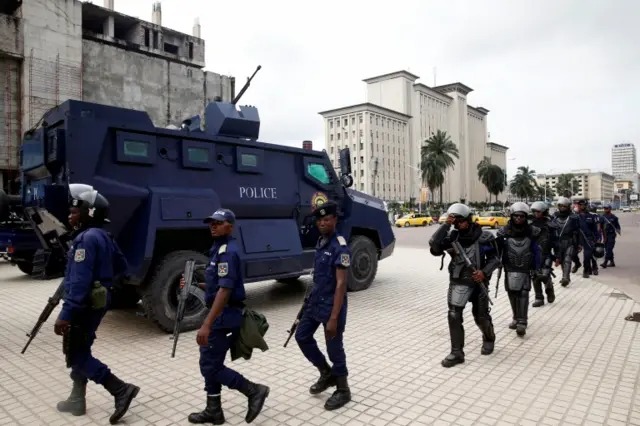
[313,201,337,218]
[204,208,236,224]
[603,203,612,209]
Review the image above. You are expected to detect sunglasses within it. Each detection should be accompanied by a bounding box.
[512,214,527,219]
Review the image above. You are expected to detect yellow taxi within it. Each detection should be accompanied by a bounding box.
[395,213,434,227]
[475,211,508,228]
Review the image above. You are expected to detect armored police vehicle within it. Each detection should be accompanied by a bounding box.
[2,74,395,332]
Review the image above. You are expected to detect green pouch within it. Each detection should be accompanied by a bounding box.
[90,281,108,310]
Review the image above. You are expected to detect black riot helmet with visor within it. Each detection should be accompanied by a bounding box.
[446,203,472,224]
[531,201,549,216]
[69,183,110,227]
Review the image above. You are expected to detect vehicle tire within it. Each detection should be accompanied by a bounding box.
[347,235,378,292]
[141,250,209,333]
[492,222,497,229]
[16,261,33,275]
[110,286,142,310]
[422,221,427,226]
[403,222,410,228]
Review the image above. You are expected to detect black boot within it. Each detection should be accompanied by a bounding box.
[57,378,87,416]
[545,281,556,303]
[442,310,465,367]
[515,291,529,337]
[310,362,336,395]
[532,280,544,308]
[591,260,599,276]
[571,261,581,274]
[508,292,517,329]
[188,395,225,424]
[238,381,269,423]
[324,376,351,411]
[583,268,590,278]
[475,317,495,355]
[609,260,616,267]
[601,260,609,268]
[102,374,140,425]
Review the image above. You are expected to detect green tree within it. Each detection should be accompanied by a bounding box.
[477,156,506,203]
[420,130,459,205]
[509,166,537,202]
[534,182,555,201]
[555,173,580,198]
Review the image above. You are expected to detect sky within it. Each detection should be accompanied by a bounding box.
[110,0,640,179]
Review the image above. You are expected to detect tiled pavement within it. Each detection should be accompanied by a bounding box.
[1,247,639,426]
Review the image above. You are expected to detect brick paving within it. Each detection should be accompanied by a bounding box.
[1,247,639,426]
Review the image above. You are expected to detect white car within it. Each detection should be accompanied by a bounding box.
[621,206,632,212]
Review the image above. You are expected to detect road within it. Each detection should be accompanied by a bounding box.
[0,218,639,425]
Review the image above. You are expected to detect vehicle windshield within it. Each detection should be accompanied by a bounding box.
[479,211,500,217]
[400,214,413,219]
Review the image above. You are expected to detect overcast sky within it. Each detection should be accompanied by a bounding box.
[113,0,640,179]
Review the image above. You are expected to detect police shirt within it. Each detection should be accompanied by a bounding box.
[308,233,351,322]
[600,213,621,236]
[578,211,598,239]
[59,227,129,321]
[204,236,245,329]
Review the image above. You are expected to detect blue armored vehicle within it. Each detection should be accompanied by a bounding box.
[0,72,395,332]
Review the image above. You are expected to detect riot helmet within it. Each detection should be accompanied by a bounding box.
[531,201,548,217]
[557,197,571,211]
[68,183,110,227]
[446,203,472,221]
[593,242,605,259]
[509,202,530,227]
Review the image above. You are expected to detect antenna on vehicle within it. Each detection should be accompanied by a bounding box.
[231,65,262,105]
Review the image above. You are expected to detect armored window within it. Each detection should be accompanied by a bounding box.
[124,140,149,157]
[187,147,209,163]
[308,163,330,184]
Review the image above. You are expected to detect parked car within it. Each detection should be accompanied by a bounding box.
[395,213,434,227]
[621,206,632,213]
[475,211,508,228]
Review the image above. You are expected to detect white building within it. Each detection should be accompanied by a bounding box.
[537,169,615,202]
[611,143,637,178]
[319,103,411,201]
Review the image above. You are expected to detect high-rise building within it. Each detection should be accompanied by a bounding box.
[611,143,637,178]
[319,70,509,203]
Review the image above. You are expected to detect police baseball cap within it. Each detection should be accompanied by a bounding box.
[204,208,236,224]
[313,201,338,218]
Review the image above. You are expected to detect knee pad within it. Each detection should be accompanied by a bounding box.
[447,307,463,324]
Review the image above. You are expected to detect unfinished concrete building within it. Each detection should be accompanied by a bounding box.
[0,0,235,192]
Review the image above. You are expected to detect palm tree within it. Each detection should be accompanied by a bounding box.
[509,166,537,202]
[555,173,579,197]
[477,157,506,203]
[420,130,459,205]
[534,182,555,201]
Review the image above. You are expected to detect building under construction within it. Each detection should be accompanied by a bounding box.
[0,0,235,192]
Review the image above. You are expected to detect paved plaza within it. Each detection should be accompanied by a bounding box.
[1,247,639,426]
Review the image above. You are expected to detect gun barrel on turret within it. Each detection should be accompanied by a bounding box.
[231,65,262,105]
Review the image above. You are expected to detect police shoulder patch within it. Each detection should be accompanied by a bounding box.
[340,253,350,267]
[336,235,347,246]
[74,248,86,262]
[218,244,227,254]
[218,262,229,277]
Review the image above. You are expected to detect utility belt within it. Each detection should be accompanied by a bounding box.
[206,300,246,309]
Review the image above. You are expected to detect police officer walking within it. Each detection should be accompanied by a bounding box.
[575,198,600,278]
[182,208,269,424]
[588,204,602,275]
[496,202,541,337]
[551,197,581,286]
[54,184,139,425]
[530,201,557,307]
[295,201,352,410]
[600,203,621,268]
[429,203,501,368]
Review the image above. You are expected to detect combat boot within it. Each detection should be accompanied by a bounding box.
[545,282,556,303]
[57,377,87,416]
[560,277,570,287]
[324,376,351,411]
[188,395,225,424]
[515,291,529,337]
[102,373,140,425]
[532,280,544,308]
[571,261,581,274]
[309,361,336,394]
[609,260,616,267]
[601,260,609,268]
[508,293,517,329]
[238,380,269,423]
[442,310,465,367]
[476,318,495,355]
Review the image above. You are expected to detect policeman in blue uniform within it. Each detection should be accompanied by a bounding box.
[184,208,269,425]
[600,203,621,268]
[54,184,139,425]
[295,201,352,410]
[588,204,602,275]
[575,198,600,278]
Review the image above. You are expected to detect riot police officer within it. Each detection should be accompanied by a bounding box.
[184,208,269,424]
[496,202,541,337]
[295,201,352,410]
[54,184,139,425]
[530,201,557,307]
[552,197,581,286]
[588,204,602,275]
[575,198,600,278]
[600,203,621,268]
[429,203,501,368]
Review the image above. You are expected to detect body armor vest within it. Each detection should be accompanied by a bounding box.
[504,236,533,273]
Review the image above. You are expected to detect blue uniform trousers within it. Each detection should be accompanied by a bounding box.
[605,235,616,260]
[295,310,348,377]
[67,308,111,384]
[199,327,246,394]
[582,238,595,267]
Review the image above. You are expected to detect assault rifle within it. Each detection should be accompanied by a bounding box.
[450,240,494,305]
[171,259,196,358]
[284,270,313,348]
[22,281,65,354]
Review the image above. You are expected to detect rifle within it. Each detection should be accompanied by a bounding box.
[21,280,65,354]
[495,264,502,299]
[171,259,196,358]
[450,240,494,306]
[284,271,313,348]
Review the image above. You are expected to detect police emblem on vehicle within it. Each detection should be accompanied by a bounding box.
[218,262,228,277]
[311,192,328,209]
[340,253,350,267]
